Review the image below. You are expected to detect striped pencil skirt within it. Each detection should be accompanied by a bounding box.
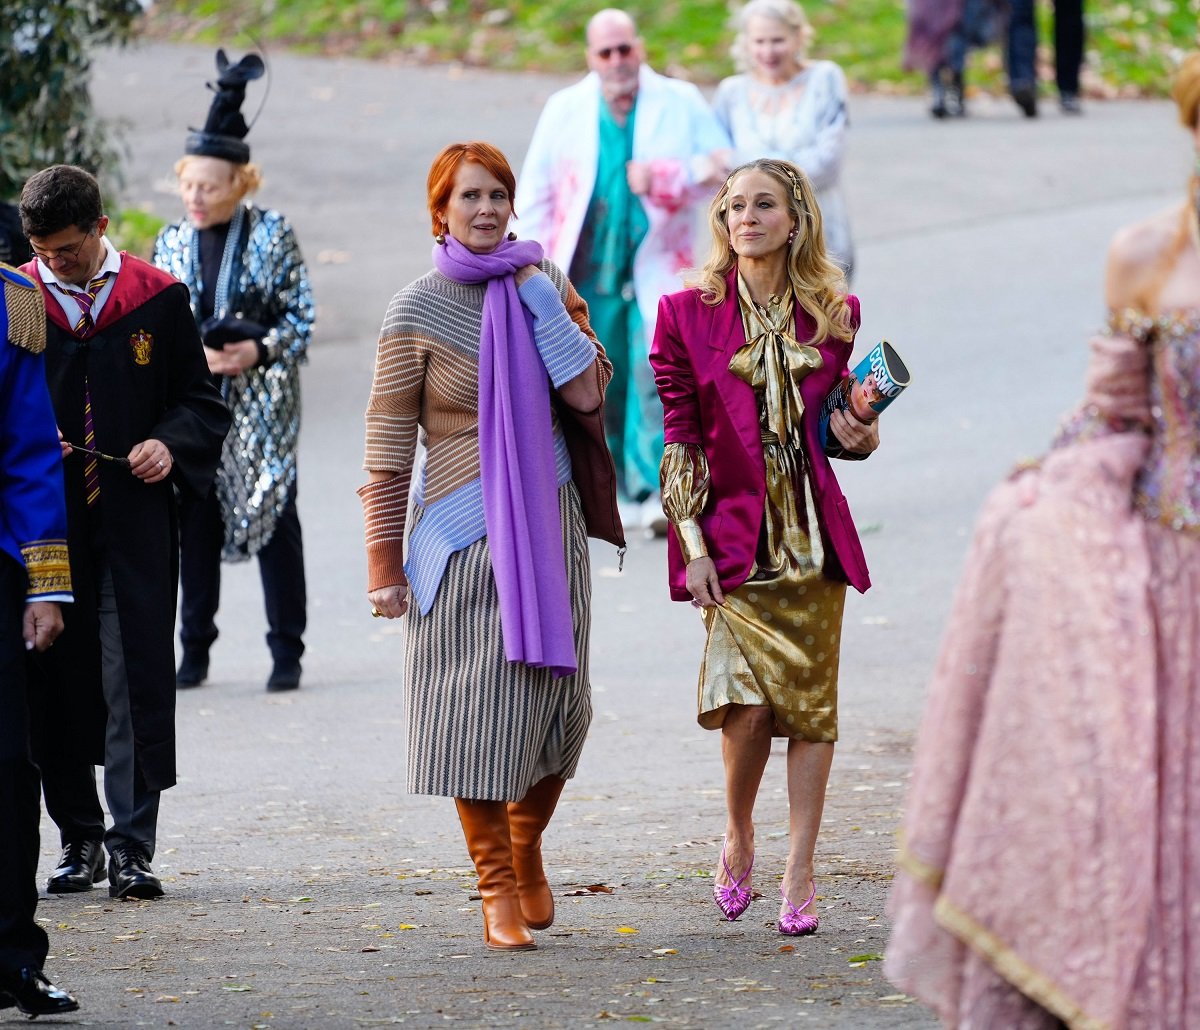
[403,481,593,801]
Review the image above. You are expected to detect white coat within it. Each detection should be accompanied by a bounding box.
[515,65,731,335]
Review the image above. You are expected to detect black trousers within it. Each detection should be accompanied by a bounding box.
[178,482,306,664]
[38,566,160,854]
[0,558,49,972]
[1052,0,1084,97]
[1007,0,1085,96]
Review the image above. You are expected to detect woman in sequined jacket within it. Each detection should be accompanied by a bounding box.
[154,143,314,693]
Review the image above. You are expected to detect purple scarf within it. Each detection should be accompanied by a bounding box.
[433,236,577,677]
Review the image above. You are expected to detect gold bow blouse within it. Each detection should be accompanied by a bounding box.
[659,277,826,565]
[727,276,823,449]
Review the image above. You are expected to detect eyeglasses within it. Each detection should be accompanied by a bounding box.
[29,232,93,262]
[594,42,634,60]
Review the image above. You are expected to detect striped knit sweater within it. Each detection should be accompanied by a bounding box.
[360,258,611,596]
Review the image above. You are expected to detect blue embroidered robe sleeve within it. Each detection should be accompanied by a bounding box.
[0,268,72,600]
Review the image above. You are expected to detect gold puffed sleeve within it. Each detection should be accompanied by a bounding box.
[659,442,711,563]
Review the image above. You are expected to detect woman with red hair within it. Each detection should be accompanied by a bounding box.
[359,142,620,951]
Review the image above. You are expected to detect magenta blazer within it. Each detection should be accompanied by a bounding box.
[649,269,871,602]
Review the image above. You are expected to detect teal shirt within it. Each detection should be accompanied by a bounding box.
[569,99,649,296]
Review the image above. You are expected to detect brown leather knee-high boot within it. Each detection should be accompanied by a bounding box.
[454,798,536,951]
[507,775,565,930]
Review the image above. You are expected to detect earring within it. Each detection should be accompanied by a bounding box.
[506,230,517,241]
[787,227,797,244]
[434,233,446,245]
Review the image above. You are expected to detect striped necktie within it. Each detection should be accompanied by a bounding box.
[54,273,111,506]
[81,382,100,506]
[54,272,110,336]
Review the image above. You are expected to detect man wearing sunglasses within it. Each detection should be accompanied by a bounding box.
[17,165,229,903]
[517,8,730,537]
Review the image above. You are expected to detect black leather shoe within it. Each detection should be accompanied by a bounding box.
[0,966,80,1016]
[266,658,301,692]
[108,844,164,900]
[47,838,106,893]
[1012,81,1039,118]
[176,650,209,688]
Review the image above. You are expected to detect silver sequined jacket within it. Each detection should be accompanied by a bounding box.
[154,205,315,560]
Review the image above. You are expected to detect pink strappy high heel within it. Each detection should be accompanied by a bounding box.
[712,840,754,921]
[778,881,819,936]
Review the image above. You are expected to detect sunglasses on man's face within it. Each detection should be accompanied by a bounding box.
[595,43,634,60]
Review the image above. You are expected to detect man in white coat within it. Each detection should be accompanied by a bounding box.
[515,8,729,532]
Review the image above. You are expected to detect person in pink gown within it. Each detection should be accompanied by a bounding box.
[885,53,1200,1029]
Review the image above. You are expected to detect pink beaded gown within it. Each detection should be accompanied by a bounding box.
[885,308,1200,1028]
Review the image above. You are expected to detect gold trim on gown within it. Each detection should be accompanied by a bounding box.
[661,279,846,743]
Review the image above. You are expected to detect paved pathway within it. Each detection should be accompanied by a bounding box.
[26,40,1182,1028]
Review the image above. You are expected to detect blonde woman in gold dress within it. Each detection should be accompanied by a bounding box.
[650,158,879,935]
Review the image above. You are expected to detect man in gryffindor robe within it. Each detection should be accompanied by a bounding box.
[19,164,229,900]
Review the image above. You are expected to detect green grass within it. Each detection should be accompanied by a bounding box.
[108,207,165,260]
[142,0,1200,96]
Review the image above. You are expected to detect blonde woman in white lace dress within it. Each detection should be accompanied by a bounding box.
[712,0,854,277]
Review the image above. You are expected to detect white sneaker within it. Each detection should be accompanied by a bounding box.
[641,497,670,538]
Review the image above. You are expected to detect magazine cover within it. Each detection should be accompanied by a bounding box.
[818,340,910,449]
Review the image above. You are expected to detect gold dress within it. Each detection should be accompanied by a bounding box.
[661,279,846,742]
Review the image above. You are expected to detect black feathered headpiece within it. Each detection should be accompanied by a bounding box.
[185,49,266,165]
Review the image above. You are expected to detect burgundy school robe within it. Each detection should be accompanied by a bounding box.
[23,254,230,792]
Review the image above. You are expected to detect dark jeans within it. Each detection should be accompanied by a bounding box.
[0,558,49,972]
[944,0,996,74]
[179,483,306,664]
[1008,0,1085,95]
